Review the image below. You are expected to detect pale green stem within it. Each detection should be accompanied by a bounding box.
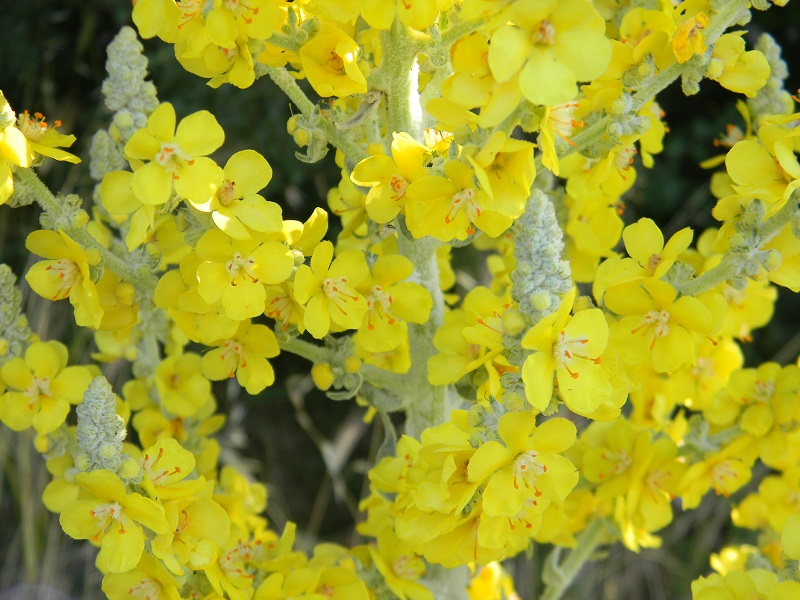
[559,0,750,163]
[267,31,302,53]
[382,18,421,139]
[398,235,447,438]
[678,197,796,296]
[381,17,448,436]
[280,335,331,364]
[438,17,485,48]
[540,518,607,600]
[18,433,38,583]
[15,168,158,300]
[259,65,368,162]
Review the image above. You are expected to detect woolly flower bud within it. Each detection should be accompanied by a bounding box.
[88,130,127,182]
[75,376,128,474]
[511,189,572,325]
[101,26,158,115]
[0,265,32,367]
[748,33,794,118]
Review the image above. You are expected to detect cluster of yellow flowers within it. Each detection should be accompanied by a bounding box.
[3,0,800,598]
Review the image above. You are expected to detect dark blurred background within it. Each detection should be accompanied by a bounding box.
[0,1,799,599]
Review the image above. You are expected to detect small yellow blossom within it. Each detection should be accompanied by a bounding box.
[299,25,367,98]
[25,230,103,329]
[60,469,169,573]
[0,341,92,434]
[124,102,224,206]
[293,241,369,338]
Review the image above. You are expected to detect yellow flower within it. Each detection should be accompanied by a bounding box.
[60,469,169,573]
[102,553,183,600]
[25,229,103,329]
[0,341,92,434]
[205,0,280,49]
[594,217,693,302]
[16,109,80,164]
[195,228,294,322]
[707,32,770,98]
[366,529,432,600]
[521,288,612,413]
[406,159,513,242]
[299,24,367,98]
[200,320,280,394]
[672,8,709,64]
[140,437,207,500]
[605,279,716,373]
[581,420,686,551]
[0,98,30,203]
[691,569,800,600]
[151,486,231,574]
[293,241,369,338]
[468,412,578,518]
[328,169,368,238]
[154,353,214,418]
[124,102,224,205]
[427,286,512,387]
[356,254,432,353]
[131,0,180,41]
[350,132,430,224]
[680,435,757,510]
[487,0,612,107]
[189,149,283,240]
[360,0,439,31]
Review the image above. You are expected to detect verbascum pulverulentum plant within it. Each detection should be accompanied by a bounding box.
[3,0,800,598]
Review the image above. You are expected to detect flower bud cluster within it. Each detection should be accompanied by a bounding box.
[510,189,572,325]
[287,110,330,163]
[101,26,159,145]
[748,33,794,118]
[727,200,782,289]
[75,376,141,482]
[0,265,31,366]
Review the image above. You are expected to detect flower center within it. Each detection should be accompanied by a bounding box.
[226,253,258,284]
[393,553,426,580]
[533,19,556,45]
[17,110,60,141]
[225,0,259,24]
[142,447,183,485]
[45,259,80,300]
[710,460,738,495]
[446,187,481,233]
[599,449,632,478]
[553,329,600,379]
[217,179,237,206]
[155,142,193,175]
[322,276,358,315]
[513,450,547,491]
[89,501,124,539]
[547,102,583,144]
[176,0,210,30]
[750,379,775,404]
[24,375,51,407]
[632,310,671,348]
[327,51,346,74]
[389,174,408,201]
[646,253,663,276]
[366,285,395,329]
[128,578,162,600]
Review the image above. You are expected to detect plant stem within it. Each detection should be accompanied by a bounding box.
[559,0,750,164]
[379,17,448,436]
[678,197,797,296]
[259,65,368,162]
[540,518,607,600]
[15,168,158,300]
